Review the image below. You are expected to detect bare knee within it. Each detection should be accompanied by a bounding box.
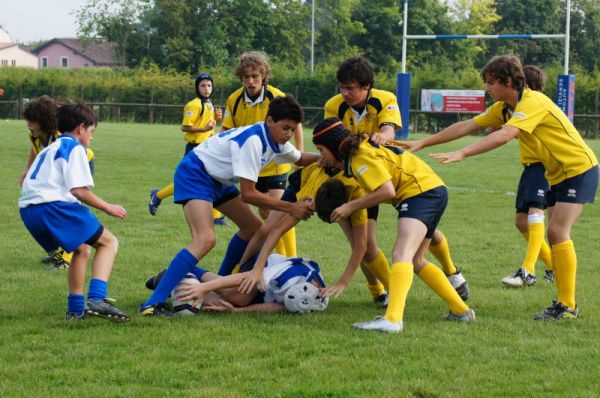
[73,245,92,261]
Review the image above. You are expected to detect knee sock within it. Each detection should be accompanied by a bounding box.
[366,281,386,299]
[521,214,545,275]
[87,278,108,302]
[539,240,553,271]
[144,248,197,307]
[68,294,85,316]
[428,233,458,276]
[384,262,413,323]
[189,266,209,280]
[552,240,577,309]
[61,249,73,264]
[274,237,287,256]
[418,263,469,315]
[218,234,249,276]
[281,227,297,257]
[363,250,390,290]
[157,184,174,200]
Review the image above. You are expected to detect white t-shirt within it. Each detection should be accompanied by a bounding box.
[261,254,325,304]
[19,135,93,207]
[194,121,301,185]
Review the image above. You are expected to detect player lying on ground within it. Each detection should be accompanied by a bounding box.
[19,103,129,322]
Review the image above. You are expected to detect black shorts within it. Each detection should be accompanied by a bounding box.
[367,205,379,220]
[515,163,549,213]
[256,173,288,193]
[395,186,447,239]
[547,166,599,206]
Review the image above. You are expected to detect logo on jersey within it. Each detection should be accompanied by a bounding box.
[400,203,408,212]
[537,189,545,197]
[513,112,527,119]
[567,188,577,198]
[356,166,368,176]
[387,105,399,111]
[184,111,193,116]
[224,110,231,117]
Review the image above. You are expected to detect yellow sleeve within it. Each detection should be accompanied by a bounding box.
[505,96,547,134]
[86,148,94,161]
[377,93,402,128]
[351,150,392,193]
[222,94,237,129]
[324,97,338,119]
[472,101,505,128]
[182,101,201,127]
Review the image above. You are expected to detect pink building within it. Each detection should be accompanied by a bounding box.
[33,38,122,69]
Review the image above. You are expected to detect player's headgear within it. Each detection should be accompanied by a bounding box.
[195,73,213,100]
[312,117,350,161]
[284,282,328,313]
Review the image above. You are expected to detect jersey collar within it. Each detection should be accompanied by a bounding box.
[260,121,280,153]
[244,85,266,105]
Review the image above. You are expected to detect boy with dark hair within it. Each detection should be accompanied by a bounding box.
[19,103,130,321]
[222,51,303,260]
[140,94,318,317]
[405,55,598,320]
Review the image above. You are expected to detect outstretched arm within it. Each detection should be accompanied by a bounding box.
[430,125,519,164]
[239,178,313,220]
[396,119,482,152]
[330,181,396,222]
[203,298,285,313]
[70,187,127,220]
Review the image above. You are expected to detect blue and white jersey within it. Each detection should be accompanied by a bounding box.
[19,135,93,208]
[261,254,326,304]
[193,121,301,186]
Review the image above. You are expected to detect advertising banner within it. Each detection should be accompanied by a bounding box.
[421,89,485,112]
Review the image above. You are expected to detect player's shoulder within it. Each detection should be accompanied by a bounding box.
[265,85,285,97]
[370,88,397,102]
[226,87,245,102]
[325,94,344,108]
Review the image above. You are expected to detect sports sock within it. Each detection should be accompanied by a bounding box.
[213,209,223,219]
[539,240,553,270]
[366,281,385,299]
[87,278,108,302]
[144,248,197,307]
[552,240,577,309]
[384,262,413,323]
[189,266,209,280]
[521,215,545,275]
[157,184,174,200]
[218,234,249,276]
[363,250,390,290]
[281,227,297,257]
[274,237,287,256]
[62,250,73,264]
[428,232,457,276]
[67,294,85,317]
[418,263,469,315]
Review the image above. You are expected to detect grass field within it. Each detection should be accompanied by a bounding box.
[1,119,600,397]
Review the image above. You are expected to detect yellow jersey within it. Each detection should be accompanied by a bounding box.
[296,163,367,227]
[324,89,401,134]
[181,98,216,144]
[223,85,290,177]
[348,140,445,204]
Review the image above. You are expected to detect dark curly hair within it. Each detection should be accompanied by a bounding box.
[57,102,97,133]
[336,57,375,89]
[481,55,525,91]
[23,95,58,137]
[315,179,348,223]
[235,51,272,82]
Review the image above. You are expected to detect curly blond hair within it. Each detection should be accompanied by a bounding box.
[234,51,272,82]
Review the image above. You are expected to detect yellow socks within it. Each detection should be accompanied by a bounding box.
[363,250,390,290]
[157,184,174,200]
[552,240,577,309]
[367,281,386,299]
[281,228,297,257]
[384,262,413,323]
[62,250,73,264]
[429,232,457,276]
[418,263,469,315]
[213,209,223,219]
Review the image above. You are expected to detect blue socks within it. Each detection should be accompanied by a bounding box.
[68,294,85,317]
[87,278,108,302]
[189,266,209,281]
[144,248,198,307]
[218,234,249,276]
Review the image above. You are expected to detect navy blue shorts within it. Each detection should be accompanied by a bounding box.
[547,166,599,206]
[281,168,302,203]
[515,163,549,213]
[20,201,103,253]
[173,152,240,207]
[395,186,447,239]
[184,142,199,155]
[367,205,379,221]
[256,173,288,193]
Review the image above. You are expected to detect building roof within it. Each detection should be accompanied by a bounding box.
[0,28,12,43]
[33,38,121,66]
[0,43,18,50]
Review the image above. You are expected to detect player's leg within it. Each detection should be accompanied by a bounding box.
[148,183,174,216]
[65,243,91,320]
[216,195,263,275]
[429,228,469,300]
[238,209,291,269]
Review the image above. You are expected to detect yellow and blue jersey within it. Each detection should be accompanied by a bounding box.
[324,89,401,134]
[474,88,597,185]
[348,139,445,204]
[182,98,216,144]
[222,84,290,177]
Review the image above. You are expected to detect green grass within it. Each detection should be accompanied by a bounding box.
[1,119,600,397]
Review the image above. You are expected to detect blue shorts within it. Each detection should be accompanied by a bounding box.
[256,173,288,193]
[20,202,103,253]
[173,152,240,207]
[547,166,599,206]
[395,186,447,239]
[281,168,302,203]
[515,163,549,213]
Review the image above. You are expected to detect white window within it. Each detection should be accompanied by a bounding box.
[11,60,16,66]
[41,57,48,68]
[1,59,7,66]
[61,56,68,67]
